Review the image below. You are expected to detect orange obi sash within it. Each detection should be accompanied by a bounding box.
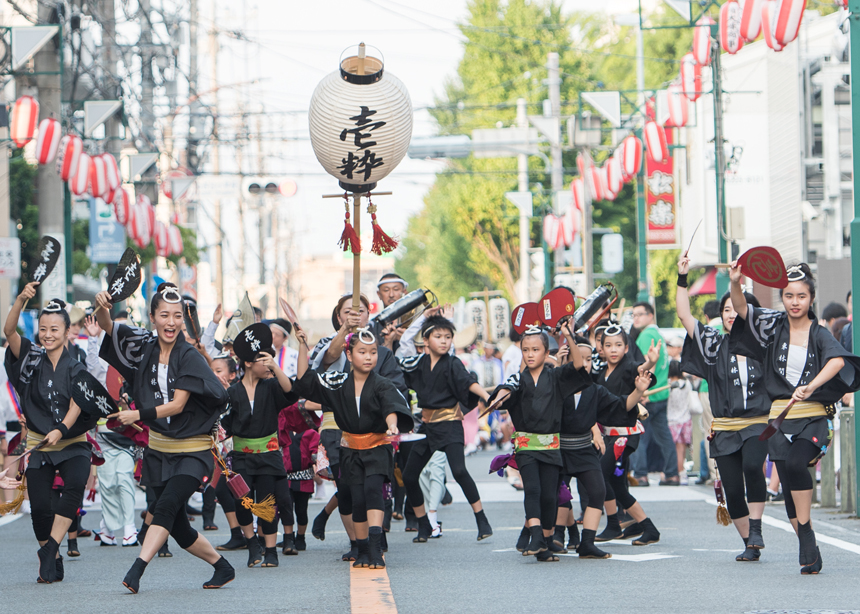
[340,432,389,450]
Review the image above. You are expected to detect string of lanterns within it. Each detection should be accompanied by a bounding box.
[9,95,185,257]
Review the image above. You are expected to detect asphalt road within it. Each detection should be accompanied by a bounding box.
[2,450,860,614]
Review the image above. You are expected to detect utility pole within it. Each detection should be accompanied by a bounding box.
[516,98,530,303]
[633,20,649,303]
[138,0,159,318]
[582,152,594,293]
[711,27,730,299]
[209,0,224,305]
[547,52,563,278]
[0,99,9,322]
[255,112,268,315]
[35,4,66,303]
[847,0,860,515]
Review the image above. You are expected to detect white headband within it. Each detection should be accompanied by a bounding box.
[524,324,543,335]
[603,324,623,337]
[377,277,408,289]
[356,327,376,345]
[271,323,289,336]
[43,300,64,313]
[786,266,806,282]
[160,287,182,304]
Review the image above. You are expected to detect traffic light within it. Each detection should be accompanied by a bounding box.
[243,177,298,197]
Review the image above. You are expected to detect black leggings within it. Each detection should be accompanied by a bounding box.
[563,469,606,514]
[350,474,385,524]
[332,462,354,516]
[275,483,311,528]
[213,476,236,514]
[147,475,201,549]
[404,442,480,507]
[27,455,90,542]
[519,461,560,530]
[773,439,820,521]
[714,437,768,519]
[233,473,280,535]
[601,443,637,510]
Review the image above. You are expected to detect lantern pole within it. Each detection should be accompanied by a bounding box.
[352,192,362,317]
[848,0,860,514]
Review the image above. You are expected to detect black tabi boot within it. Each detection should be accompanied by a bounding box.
[247,535,263,567]
[516,526,531,552]
[618,509,637,530]
[368,527,386,569]
[54,556,64,582]
[801,547,822,575]
[217,527,247,551]
[547,537,567,555]
[595,513,623,542]
[281,534,297,556]
[405,506,418,532]
[747,518,765,549]
[552,525,567,548]
[37,537,59,584]
[66,538,80,557]
[567,523,581,550]
[342,540,359,562]
[158,541,173,558]
[535,549,560,562]
[137,522,149,545]
[475,509,493,541]
[383,498,393,532]
[621,522,644,540]
[797,521,818,566]
[295,533,307,551]
[736,537,760,562]
[353,538,370,568]
[632,517,660,546]
[123,558,148,594]
[262,547,279,568]
[524,526,547,556]
[203,556,235,589]
[311,509,330,541]
[579,529,612,559]
[380,530,388,553]
[413,515,433,543]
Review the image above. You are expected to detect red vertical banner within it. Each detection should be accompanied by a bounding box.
[645,129,678,247]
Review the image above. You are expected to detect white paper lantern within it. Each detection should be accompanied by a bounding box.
[57,135,83,181]
[168,225,184,256]
[693,17,715,66]
[666,84,689,128]
[308,44,413,192]
[69,153,91,196]
[644,121,669,164]
[761,1,785,51]
[11,95,39,148]
[89,154,108,197]
[543,215,564,251]
[35,118,61,164]
[103,153,121,191]
[571,177,585,212]
[113,187,131,225]
[720,1,744,55]
[154,221,169,257]
[598,166,615,201]
[772,0,806,46]
[739,0,763,42]
[621,135,643,178]
[680,53,702,102]
[607,156,624,196]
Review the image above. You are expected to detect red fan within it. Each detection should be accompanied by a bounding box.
[538,287,577,329]
[279,296,310,351]
[716,246,788,289]
[510,302,541,335]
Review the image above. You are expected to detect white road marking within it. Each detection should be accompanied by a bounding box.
[0,514,22,528]
[557,552,680,562]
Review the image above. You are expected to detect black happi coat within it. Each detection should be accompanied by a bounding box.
[293,368,412,486]
[224,377,298,477]
[594,352,652,452]
[731,306,860,460]
[682,321,769,457]
[100,324,228,485]
[490,362,591,468]
[399,352,480,451]
[561,383,632,475]
[5,337,95,465]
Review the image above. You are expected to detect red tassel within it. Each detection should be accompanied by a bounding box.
[367,199,398,255]
[337,196,361,254]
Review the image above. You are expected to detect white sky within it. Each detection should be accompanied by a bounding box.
[203,0,645,260]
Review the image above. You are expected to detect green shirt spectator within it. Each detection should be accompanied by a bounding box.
[633,304,669,402]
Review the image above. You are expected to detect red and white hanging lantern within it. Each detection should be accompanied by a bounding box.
[560,210,575,247]
[588,166,604,202]
[103,153,121,191]
[680,53,702,102]
[720,1,744,55]
[69,153,91,196]
[761,1,785,51]
[598,166,615,201]
[693,17,715,66]
[621,135,643,178]
[35,118,61,164]
[56,135,83,181]
[154,221,170,257]
[607,155,624,196]
[644,121,669,164]
[113,188,131,225]
[88,154,108,197]
[772,0,806,46]
[666,84,689,128]
[571,178,585,212]
[543,216,563,251]
[168,225,184,256]
[739,0,763,42]
[11,96,39,148]
[131,201,153,248]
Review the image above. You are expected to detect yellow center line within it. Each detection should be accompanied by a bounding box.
[350,562,398,613]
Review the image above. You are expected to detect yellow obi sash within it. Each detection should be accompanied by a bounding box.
[27,431,87,452]
[233,434,279,454]
[340,432,388,450]
[149,432,213,454]
[320,413,339,432]
[768,400,827,421]
[711,415,770,432]
[421,406,464,424]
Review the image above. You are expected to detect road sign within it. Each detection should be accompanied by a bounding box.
[11,26,59,71]
[84,101,122,137]
[0,237,21,279]
[505,191,533,217]
[582,91,622,128]
[196,175,241,199]
[89,197,127,263]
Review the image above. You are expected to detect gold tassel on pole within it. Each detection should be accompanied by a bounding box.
[240,493,277,523]
[0,480,27,516]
